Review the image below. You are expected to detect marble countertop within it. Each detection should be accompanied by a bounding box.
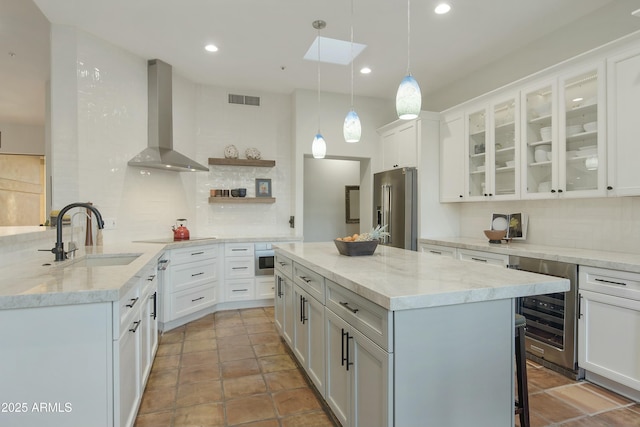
[275,242,569,311]
[420,237,640,273]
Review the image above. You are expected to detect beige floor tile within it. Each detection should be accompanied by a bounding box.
[591,407,640,426]
[548,384,621,414]
[630,404,640,415]
[181,349,219,367]
[253,341,287,358]
[558,416,610,426]
[221,358,261,378]
[264,369,308,392]
[527,366,576,390]
[146,369,179,389]
[134,410,173,427]
[243,316,270,325]
[218,344,256,363]
[281,411,336,427]
[223,374,267,399]
[173,402,225,427]
[186,321,216,332]
[156,342,183,357]
[241,308,270,318]
[176,380,223,407]
[249,332,281,345]
[216,325,248,337]
[152,354,181,371]
[180,362,221,384]
[215,310,241,320]
[225,394,276,426]
[185,328,216,341]
[258,354,297,373]
[160,329,185,344]
[183,338,217,353]
[529,392,585,423]
[215,318,245,328]
[235,420,279,427]
[218,334,251,347]
[581,382,634,406]
[245,323,278,335]
[272,388,322,416]
[137,387,177,414]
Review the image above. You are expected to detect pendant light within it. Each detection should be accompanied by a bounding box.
[312,20,327,159]
[343,0,361,143]
[396,0,421,120]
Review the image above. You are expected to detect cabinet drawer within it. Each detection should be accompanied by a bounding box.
[420,244,456,258]
[255,276,275,298]
[293,263,325,303]
[275,253,293,278]
[225,279,255,301]
[580,266,640,301]
[225,243,255,257]
[326,279,392,351]
[457,249,508,267]
[171,245,218,264]
[117,282,141,334]
[226,256,254,279]
[171,258,218,292]
[171,282,217,319]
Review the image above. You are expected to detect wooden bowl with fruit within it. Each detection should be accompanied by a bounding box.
[334,225,389,256]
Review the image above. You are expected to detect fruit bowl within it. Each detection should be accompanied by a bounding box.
[484,229,507,244]
[334,239,379,256]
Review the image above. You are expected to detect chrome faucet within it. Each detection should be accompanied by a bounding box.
[51,203,105,261]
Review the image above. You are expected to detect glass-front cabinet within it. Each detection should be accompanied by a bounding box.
[521,63,605,199]
[465,95,519,200]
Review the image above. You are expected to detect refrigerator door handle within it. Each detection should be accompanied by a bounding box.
[382,184,391,244]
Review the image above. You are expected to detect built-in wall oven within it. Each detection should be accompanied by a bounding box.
[255,243,274,276]
[509,255,581,378]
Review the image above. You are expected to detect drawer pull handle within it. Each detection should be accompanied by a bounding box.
[232,289,248,292]
[594,278,627,287]
[191,251,205,256]
[299,276,312,283]
[278,261,287,266]
[232,266,248,270]
[147,274,156,281]
[471,257,487,263]
[191,272,204,277]
[339,301,359,314]
[191,296,205,302]
[232,248,247,251]
[125,297,139,308]
[129,320,141,333]
[429,250,442,255]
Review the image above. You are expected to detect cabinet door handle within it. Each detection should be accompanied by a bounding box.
[231,289,248,292]
[191,296,205,302]
[607,186,613,190]
[151,292,157,319]
[126,297,139,308]
[345,331,353,371]
[191,272,205,277]
[129,320,141,333]
[341,328,347,367]
[147,274,156,281]
[594,278,627,287]
[339,301,359,314]
[551,189,556,193]
[232,248,247,252]
[302,297,308,324]
[191,251,204,256]
[558,189,563,193]
[429,250,442,255]
[277,277,283,297]
[232,266,248,270]
[577,294,583,319]
[299,276,312,283]
[470,257,487,263]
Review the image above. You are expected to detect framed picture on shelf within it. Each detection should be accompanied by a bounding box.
[255,178,272,197]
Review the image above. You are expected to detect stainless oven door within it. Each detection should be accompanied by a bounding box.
[255,244,274,276]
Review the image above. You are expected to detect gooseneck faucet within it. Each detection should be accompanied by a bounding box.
[52,203,105,261]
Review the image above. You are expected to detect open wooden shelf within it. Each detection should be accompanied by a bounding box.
[208,158,275,167]
[208,197,275,204]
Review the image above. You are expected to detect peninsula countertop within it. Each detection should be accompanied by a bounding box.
[274,242,569,311]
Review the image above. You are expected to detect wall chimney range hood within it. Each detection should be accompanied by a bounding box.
[128,59,209,172]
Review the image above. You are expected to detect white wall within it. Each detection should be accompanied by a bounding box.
[0,123,44,155]
[304,158,360,242]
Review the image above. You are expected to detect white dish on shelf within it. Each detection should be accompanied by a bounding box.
[505,160,515,168]
[566,124,584,136]
[534,145,551,162]
[583,121,597,132]
[492,216,508,231]
[533,104,551,117]
[540,126,552,141]
[538,181,552,192]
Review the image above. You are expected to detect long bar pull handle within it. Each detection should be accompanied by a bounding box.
[129,320,141,333]
[277,277,283,297]
[577,293,583,319]
[341,328,347,366]
[345,332,353,371]
[191,272,205,277]
[339,301,359,314]
[300,295,304,323]
[152,292,157,320]
[470,257,488,263]
[191,251,205,256]
[302,297,308,324]
[299,276,312,283]
[594,278,627,287]
[191,296,205,302]
[126,297,139,308]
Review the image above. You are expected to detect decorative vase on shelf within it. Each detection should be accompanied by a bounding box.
[224,145,239,159]
[245,147,261,160]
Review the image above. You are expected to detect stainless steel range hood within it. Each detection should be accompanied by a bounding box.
[128,59,208,172]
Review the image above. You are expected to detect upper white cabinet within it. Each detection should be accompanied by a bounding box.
[440,113,465,202]
[378,119,419,171]
[607,46,640,196]
[465,93,520,201]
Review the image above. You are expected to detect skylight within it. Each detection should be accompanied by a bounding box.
[304,36,367,65]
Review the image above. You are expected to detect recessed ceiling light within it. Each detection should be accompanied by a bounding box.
[360,67,372,74]
[572,97,583,102]
[204,44,218,52]
[435,3,451,14]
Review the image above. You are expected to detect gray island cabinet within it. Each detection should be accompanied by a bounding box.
[273,242,569,427]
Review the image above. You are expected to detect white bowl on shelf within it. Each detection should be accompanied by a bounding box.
[540,126,552,141]
[534,145,551,162]
[583,121,597,132]
[538,181,552,192]
[566,124,584,136]
[533,104,551,117]
[505,160,515,168]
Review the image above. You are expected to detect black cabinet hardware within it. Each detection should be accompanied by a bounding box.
[126,297,139,308]
[339,301,359,313]
[129,320,141,333]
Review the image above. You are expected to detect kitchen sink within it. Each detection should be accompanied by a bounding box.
[67,253,142,268]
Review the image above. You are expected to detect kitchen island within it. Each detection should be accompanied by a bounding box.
[273,242,570,427]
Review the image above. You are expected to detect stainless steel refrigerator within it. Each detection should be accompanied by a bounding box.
[373,167,418,250]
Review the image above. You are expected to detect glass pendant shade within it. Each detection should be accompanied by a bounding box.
[312,133,327,159]
[396,74,421,120]
[343,109,361,143]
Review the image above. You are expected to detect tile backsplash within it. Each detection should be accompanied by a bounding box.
[459,196,640,254]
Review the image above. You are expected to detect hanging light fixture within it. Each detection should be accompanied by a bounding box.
[312,20,327,159]
[343,0,361,143]
[396,0,421,120]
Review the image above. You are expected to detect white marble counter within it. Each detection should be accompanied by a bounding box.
[275,242,569,311]
[420,237,640,273]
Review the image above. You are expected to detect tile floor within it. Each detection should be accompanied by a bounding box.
[135,307,640,427]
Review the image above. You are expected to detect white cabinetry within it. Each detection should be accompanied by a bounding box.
[419,243,457,258]
[224,243,255,301]
[378,119,419,171]
[440,112,465,201]
[607,46,640,196]
[274,252,294,345]
[578,266,640,400]
[457,248,509,267]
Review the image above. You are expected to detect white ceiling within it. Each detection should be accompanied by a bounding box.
[3,0,640,126]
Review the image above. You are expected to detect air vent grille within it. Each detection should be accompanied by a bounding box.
[228,94,260,106]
